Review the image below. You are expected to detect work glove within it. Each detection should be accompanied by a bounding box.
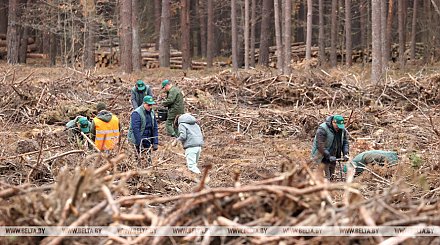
[152,144,158,151]
[329,156,337,163]
[343,154,349,161]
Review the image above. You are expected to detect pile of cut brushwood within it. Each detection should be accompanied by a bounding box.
[1,67,440,244]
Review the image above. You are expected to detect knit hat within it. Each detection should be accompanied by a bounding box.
[96,102,107,111]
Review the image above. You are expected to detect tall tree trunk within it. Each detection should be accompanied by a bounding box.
[259,0,271,66]
[244,0,249,69]
[330,0,337,66]
[398,0,405,69]
[410,0,418,61]
[305,0,312,61]
[423,0,431,64]
[380,0,387,71]
[386,0,394,64]
[132,0,141,70]
[345,0,352,66]
[359,0,367,63]
[84,0,96,69]
[274,0,283,74]
[159,0,170,67]
[120,0,133,73]
[250,0,256,67]
[49,32,56,66]
[0,0,8,34]
[207,0,213,67]
[372,0,382,83]
[18,22,27,64]
[7,0,19,64]
[199,0,207,57]
[318,0,325,64]
[154,0,161,50]
[284,0,291,73]
[231,0,239,70]
[181,0,191,69]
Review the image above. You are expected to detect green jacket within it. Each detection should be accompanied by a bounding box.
[161,86,184,119]
[351,150,398,173]
[311,119,349,163]
[130,86,153,109]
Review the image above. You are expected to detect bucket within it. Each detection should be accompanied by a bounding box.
[157,109,168,122]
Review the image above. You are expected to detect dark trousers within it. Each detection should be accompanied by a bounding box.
[324,162,336,181]
[135,141,152,166]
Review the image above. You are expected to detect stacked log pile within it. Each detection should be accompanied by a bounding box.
[0,33,46,59]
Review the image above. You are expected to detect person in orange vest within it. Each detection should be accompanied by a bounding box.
[90,102,121,151]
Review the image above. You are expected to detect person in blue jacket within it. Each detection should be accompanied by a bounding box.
[128,96,159,160]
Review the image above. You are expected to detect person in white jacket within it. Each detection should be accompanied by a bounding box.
[172,113,204,174]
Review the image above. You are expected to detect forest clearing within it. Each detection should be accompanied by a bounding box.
[0,61,440,244]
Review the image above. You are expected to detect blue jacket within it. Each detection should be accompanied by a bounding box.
[128,106,158,146]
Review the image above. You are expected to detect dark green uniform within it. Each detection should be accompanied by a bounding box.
[161,86,184,137]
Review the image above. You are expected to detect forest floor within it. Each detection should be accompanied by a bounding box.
[1,61,440,244]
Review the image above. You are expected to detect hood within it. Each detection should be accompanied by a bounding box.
[96,110,113,122]
[325,115,336,132]
[178,113,197,125]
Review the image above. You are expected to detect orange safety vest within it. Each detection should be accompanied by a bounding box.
[93,115,120,151]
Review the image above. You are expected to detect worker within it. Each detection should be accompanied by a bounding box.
[131,80,153,110]
[311,114,350,180]
[65,116,91,144]
[344,150,398,175]
[90,102,120,152]
[161,79,184,137]
[172,113,204,174]
[128,95,159,161]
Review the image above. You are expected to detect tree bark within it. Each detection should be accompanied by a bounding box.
[207,0,213,67]
[154,0,161,50]
[372,0,382,83]
[345,0,352,66]
[84,0,96,69]
[386,0,394,65]
[244,0,249,69]
[199,0,207,57]
[410,0,418,61]
[283,0,291,73]
[250,0,256,67]
[274,0,283,74]
[398,0,405,69]
[318,0,325,64]
[330,0,337,66]
[359,0,367,61]
[7,0,19,64]
[0,0,8,34]
[380,0,387,71]
[305,0,312,61]
[159,0,170,67]
[181,0,191,69]
[132,0,141,70]
[231,0,238,70]
[258,0,272,66]
[120,0,133,73]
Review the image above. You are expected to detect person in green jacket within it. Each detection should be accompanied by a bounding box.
[161,79,184,137]
[65,116,91,145]
[131,80,153,110]
[344,150,398,175]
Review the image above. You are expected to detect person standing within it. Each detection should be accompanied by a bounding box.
[90,102,120,151]
[161,79,184,137]
[128,95,159,157]
[311,114,350,180]
[131,80,153,110]
[172,113,204,174]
